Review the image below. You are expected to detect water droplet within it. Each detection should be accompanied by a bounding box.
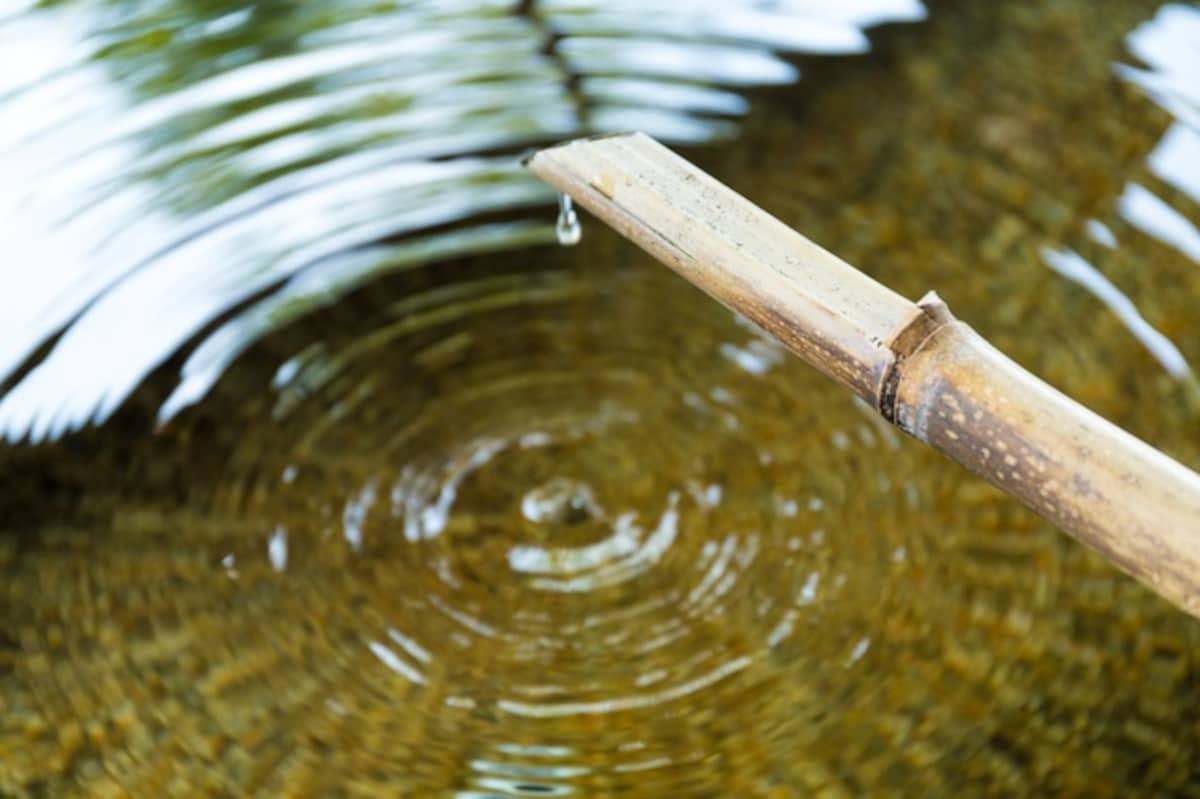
[556,193,581,246]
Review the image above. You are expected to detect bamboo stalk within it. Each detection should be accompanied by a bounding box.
[526,132,1200,618]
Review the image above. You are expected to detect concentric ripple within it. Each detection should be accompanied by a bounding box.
[220,261,966,796]
[7,0,1200,792]
[5,254,1130,796]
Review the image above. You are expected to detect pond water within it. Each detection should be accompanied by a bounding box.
[3,0,1200,796]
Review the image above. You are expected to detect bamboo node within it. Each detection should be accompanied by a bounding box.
[877,292,957,423]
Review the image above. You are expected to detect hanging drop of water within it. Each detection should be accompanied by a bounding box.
[556,193,581,246]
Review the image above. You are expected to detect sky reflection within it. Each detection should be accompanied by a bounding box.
[0,0,925,442]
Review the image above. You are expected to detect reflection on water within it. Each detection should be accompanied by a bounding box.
[0,0,925,442]
[3,0,1200,795]
[0,260,1069,795]
[1040,2,1199,386]
[1042,248,1190,379]
[1116,4,1200,272]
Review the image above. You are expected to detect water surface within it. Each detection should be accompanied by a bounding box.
[3,0,1200,796]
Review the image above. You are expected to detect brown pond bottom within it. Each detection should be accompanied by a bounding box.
[3,0,1200,795]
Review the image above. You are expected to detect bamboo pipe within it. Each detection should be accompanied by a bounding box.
[526,132,1200,618]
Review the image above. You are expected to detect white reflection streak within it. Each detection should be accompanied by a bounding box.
[387,627,433,664]
[343,479,378,554]
[561,38,799,85]
[1038,3,1200,383]
[614,757,673,773]
[268,526,288,572]
[1118,3,1200,116]
[766,609,798,647]
[1148,123,1200,206]
[428,593,501,639]
[574,0,928,29]
[469,760,589,779]
[1114,7,1200,269]
[497,655,752,717]
[509,513,641,574]
[1086,219,1118,249]
[1119,182,1200,265]
[402,439,507,541]
[720,339,784,375]
[797,571,820,605]
[768,0,928,27]
[846,636,870,665]
[367,640,428,685]
[494,743,576,758]
[1042,247,1190,378]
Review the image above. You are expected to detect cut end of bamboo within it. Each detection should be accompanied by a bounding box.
[528,132,919,406]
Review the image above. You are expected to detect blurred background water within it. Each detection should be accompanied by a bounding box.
[2,1,1200,796]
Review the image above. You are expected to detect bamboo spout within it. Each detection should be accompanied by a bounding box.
[526,132,1200,618]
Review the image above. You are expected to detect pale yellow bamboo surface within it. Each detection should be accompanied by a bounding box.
[527,132,1200,618]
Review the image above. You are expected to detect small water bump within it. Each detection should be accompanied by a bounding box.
[521,478,601,525]
[555,193,581,246]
